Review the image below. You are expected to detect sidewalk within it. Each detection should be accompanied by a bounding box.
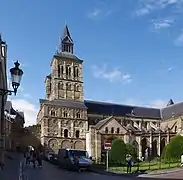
[0,151,24,180]
[138,167,183,177]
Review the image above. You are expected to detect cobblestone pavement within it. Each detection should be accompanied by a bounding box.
[0,152,23,180]
[24,161,183,180]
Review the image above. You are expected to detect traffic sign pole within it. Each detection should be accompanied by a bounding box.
[106,150,109,171]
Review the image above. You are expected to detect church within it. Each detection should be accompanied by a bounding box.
[37,25,183,161]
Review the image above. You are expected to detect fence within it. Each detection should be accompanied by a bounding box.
[93,158,181,173]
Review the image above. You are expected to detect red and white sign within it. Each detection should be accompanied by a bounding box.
[104,140,111,150]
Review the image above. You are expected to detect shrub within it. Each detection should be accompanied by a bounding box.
[126,143,137,160]
[110,139,126,163]
[163,135,183,162]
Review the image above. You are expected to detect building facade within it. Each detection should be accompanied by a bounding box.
[37,26,182,160]
[0,35,8,152]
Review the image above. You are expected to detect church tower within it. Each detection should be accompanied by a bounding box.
[38,25,88,152]
[45,25,84,101]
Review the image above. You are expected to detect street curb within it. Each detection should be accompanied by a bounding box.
[138,168,183,177]
[89,168,145,177]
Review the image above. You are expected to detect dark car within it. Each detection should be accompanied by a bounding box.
[50,154,58,165]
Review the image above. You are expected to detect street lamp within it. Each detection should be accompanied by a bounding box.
[0,37,23,169]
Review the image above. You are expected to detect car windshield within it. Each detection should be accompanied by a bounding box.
[69,150,88,158]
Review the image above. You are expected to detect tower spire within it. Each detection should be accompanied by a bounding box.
[58,25,74,54]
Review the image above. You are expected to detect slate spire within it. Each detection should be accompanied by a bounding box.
[167,99,174,106]
[58,25,74,54]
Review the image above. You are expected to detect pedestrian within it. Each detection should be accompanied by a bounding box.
[36,150,43,168]
[30,150,36,168]
[25,149,31,165]
[126,154,133,173]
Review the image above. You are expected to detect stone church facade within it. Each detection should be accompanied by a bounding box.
[37,25,183,161]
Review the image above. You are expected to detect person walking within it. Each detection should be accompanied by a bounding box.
[36,150,43,168]
[25,149,31,165]
[126,154,133,173]
[30,149,36,168]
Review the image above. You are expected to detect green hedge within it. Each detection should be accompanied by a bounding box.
[163,135,183,161]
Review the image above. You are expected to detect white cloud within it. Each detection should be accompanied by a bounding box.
[136,0,183,16]
[175,29,183,46]
[23,93,32,99]
[88,8,101,19]
[11,99,38,127]
[149,99,168,108]
[92,65,132,84]
[151,18,174,30]
[124,98,167,108]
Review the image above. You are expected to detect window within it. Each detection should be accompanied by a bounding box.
[111,127,114,134]
[117,127,120,134]
[76,130,80,138]
[58,66,60,77]
[66,66,71,77]
[75,84,80,92]
[50,110,55,116]
[63,111,68,118]
[74,67,79,78]
[105,127,108,134]
[64,129,68,138]
[61,66,64,74]
[58,82,63,90]
[76,112,80,119]
[66,83,71,91]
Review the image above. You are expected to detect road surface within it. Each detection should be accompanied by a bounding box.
[24,160,183,180]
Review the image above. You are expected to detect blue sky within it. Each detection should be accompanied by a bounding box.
[1,0,183,126]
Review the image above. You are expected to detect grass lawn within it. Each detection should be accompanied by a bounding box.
[108,161,181,173]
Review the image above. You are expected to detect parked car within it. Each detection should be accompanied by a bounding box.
[49,154,58,165]
[58,148,92,171]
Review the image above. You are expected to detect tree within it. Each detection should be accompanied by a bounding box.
[126,143,137,160]
[110,139,126,163]
[163,135,183,161]
[25,124,41,137]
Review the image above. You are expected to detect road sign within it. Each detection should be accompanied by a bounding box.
[104,140,111,150]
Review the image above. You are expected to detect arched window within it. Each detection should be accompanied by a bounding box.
[74,67,79,78]
[111,127,114,134]
[75,84,80,92]
[105,127,108,134]
[58,82,63,90]
[61,66,64,74]
[58,66,60,77]
[66,66,71,77]
[63,111,68,118]
[66,83,71,91]
[76,112,80,119]
[76,130,80,138]
[64,129,68,138]
[117,127,120,134]
[50,110,55,116]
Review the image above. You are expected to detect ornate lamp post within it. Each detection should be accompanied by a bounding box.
[0,37,23,169]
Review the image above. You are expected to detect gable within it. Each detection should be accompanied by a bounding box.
[97,117,127,134]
